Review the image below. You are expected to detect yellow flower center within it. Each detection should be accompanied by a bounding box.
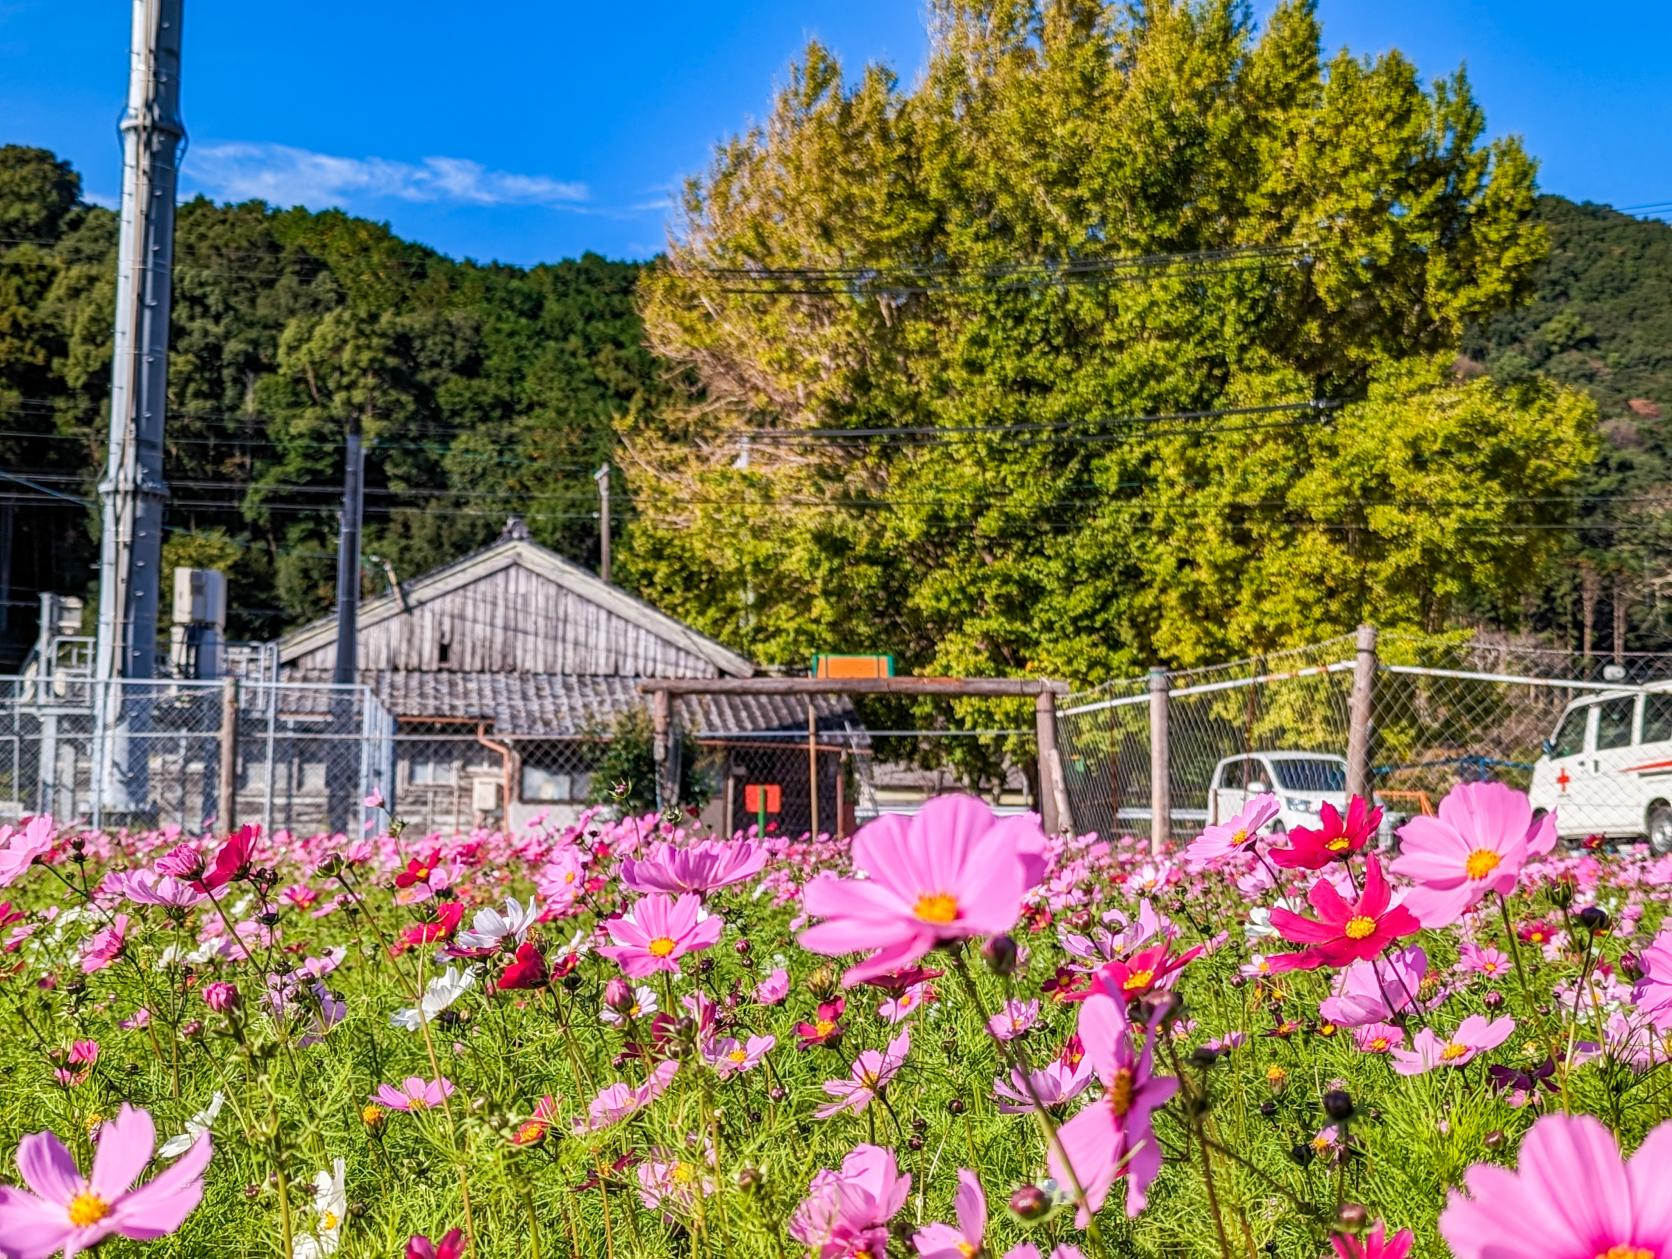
[410,1096,429,1110]
[1325,837,1352,852]
[1595,1248,1652,1259]
[647,937,678,957]
[958,1244,979,1259]
[1106,1066,1135,1117]
[564,871,576,884]
[1311,1133,1333,1152]
[1231,828,1250,846]
[361,1104,383,1125]
[1266,1065,1288,1085]
[628,1004,642,1017]
[1465,849,1502,879]
[859,1070,881,1089]
[322,1211,339,1231]
[415,866,430,881]
[672,1161,696,1184]
[1440,1041,1470,1061]
[67,1191,110,1227]
[514,1121,544,1143]
[1256,959,1271,973]
[728,1048,748,1063]
[1343,916,1377,940]
[914,893,959,925]
[814,1019,836,1037]
[1122,968,1155,992]
[1369,1037,1389,1052]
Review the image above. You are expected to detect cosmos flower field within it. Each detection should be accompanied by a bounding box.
[0,783,1669,1258]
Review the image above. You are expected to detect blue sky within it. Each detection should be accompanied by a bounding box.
[2,1,1667,264]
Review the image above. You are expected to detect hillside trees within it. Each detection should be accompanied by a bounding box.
[624,0,1597,685]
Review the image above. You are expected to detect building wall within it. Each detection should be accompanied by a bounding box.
[287,561,720,677]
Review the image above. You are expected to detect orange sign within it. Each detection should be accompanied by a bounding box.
[744,784,782,814]
[813,654,895,679]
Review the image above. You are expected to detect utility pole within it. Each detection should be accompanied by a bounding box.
[93,0,185,819]
[595,462,612,583]
[331,414,364,685]
[96,0,184,686]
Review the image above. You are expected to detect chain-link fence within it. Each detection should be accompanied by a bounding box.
[1057,630,1672,852]
[0,675,393,836]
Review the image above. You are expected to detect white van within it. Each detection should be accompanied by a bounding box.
[1528,684,1672,852]
[1207,751,1350,834]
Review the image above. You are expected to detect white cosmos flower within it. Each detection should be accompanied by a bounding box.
[390,965,476,1032]
[158,1090,223,1159]
[292,1157,346,1258]
[455,896,540,951]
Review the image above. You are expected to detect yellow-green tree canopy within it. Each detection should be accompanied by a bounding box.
[623,0,1595,685]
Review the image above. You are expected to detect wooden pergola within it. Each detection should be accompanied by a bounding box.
[638,676,1074,835]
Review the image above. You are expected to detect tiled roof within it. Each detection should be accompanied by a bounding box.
[283,669,865,742]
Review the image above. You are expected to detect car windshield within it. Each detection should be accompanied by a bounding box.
[1272,759,1347,793]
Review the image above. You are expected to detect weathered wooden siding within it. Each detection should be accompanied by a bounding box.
[288,562,720,677]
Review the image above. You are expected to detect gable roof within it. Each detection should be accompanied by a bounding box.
[276,532,756,678]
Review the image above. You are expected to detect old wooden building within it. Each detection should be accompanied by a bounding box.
[276,519,862,834]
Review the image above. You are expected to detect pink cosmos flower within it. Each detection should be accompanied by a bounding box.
[704,1033,775,1078]
[1390,782,1556,927]
[754,967,790,1005]
[1352,1022,1406,1054]
[1389,1015,1515,1075]
[1318,947,1429,1027]
[799,795,1033,987]
[1266,856,1420,971]
[1459,941,1512,980]
[879,982,934,1023]
[620,839,766,896]
[913,1169,986,1258]
[1441,1112,1672,1259]
[107,871,204,910]
[598,893,722,978]
[1331,1220,1413,1259]
[992,1056,1094,1114]
[789,1144,910,1259]
[573,1060,679,1133]
[815,1029,910,1119]
[1184,796,1281,870]
[534,846,587,916]
[1631,925,1672,1031]
[988,999,1040,1041]
[1270,796,1382,870]
[0,815,55,889]
[1085,938,1203,1003]
[0,1102,211,1258]
[1048,993,1178,1224]
[152,843,204,881]
[81,914,130,974]
[371,1076,456,1112]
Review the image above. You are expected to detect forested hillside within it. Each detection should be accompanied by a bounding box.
[0,144,661,667]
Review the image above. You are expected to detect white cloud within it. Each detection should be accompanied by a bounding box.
[184,142,587,210]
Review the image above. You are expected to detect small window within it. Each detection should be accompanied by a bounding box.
[1551,706,1591,759]
[1644,693,1672,744]
[1596,697,1637,752]
[521,765,591,804]
[408,758,457,787]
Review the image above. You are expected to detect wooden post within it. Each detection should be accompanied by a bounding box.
[1035,689,1072,834]
[807,698,820,839]
[219,677,239,832]
[1148,667,1170,854]
[1346,623,1378,802]
[650,688,674,810]
[835,750,847,839]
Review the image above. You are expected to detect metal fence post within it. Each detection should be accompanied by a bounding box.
[218,677,239,832]
[1148,667,1170,853]
[650,689,674,810]
[1346,624,1378,800]
[806,698,820,839]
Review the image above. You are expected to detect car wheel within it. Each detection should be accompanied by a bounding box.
[1648,803,1672,856]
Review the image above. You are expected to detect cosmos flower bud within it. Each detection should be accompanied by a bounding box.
[1322,1089,1354,1121]
[603,979,633,1012]
[1577,905,1610,933]
[201,981,239,1012]
[1337,1202,1368,1230]
[983,933,1019,976]
[1009,1184,1049,1221]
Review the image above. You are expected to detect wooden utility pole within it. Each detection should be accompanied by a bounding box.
[1345,624,1378,801]
[595,462,612,584]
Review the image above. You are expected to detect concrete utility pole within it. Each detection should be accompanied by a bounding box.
[331,415,365,685]
[595,462,612,584]
[96,0,185,685]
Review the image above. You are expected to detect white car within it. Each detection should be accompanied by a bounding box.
[1207,752,1351,834]
[1528,684,1672,852]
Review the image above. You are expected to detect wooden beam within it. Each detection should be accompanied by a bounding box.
[638,676,1069,698]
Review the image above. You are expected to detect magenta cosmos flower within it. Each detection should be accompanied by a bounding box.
[1271,796,1383,870]
[799,794,1034,987]
[1048,993,1177,1224]
[597,892,723,978]
[1389,1015,1515,1075]
[0,1103,212,1259]
[1184,795,1280,871]
[372,1076,456,1112]
[1441,1112,1672,1258]
[1389,782,1556,928]
[1331,1220,1413,1259]
[913,1169,986,1259]
[1266,856,1420,971]
[620,839,766,896]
